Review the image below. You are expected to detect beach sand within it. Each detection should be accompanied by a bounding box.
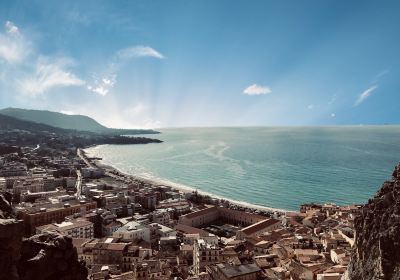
[83,148,294,216]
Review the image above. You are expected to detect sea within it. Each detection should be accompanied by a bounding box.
[85,126,400,211]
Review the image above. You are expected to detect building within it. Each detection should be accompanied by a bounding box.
[81,167,105,179]
[236,218,281,239]
[193,239,220,274]
[20,189,67,202]
[92,239,129,266]
[149,223,176,238]
[122,245,152,271]
[16,199,97,234]
[138,193,157,210]
[80,238,152,271]
[150,209,171,225]
[0,162,27,177]
[157,198,191,215]
[207,263,262,280]
[36,218,94,238]
[113,221,150,242]
[179,206,266,228]
[12,176,65,195]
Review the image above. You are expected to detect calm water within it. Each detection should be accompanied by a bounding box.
[86,127,400,211]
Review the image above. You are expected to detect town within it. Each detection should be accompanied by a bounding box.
[0,140,360,280]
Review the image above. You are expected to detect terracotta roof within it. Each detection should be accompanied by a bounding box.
[181,206,218,219]
[175,224,208,235]
[240,218,280,235]
[217,263,261,278]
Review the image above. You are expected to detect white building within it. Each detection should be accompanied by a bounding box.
[113,221,150,242]
[193,239,220,274]
[150,209,171,225]
[36,218,94,238]
[149,223,176,238]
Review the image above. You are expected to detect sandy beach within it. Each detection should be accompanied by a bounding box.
[82,148,293,216]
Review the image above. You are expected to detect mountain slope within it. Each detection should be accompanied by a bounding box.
[0,113,162,149]
[0,108,107,132]
[0,113,69,134]
[0,108,159,134]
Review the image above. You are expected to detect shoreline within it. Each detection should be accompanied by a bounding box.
[83,147,294,215]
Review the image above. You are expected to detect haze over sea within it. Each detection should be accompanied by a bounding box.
[86,127,400,211]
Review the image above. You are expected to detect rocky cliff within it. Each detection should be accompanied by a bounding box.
[347,163,400,280]
[0,193,88,280]
[17,232,88,280]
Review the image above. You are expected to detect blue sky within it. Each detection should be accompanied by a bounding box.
[0,0,399,128]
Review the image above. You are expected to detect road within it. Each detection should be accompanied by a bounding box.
[77,148,94,168]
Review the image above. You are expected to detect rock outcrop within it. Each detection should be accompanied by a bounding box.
[0,219,24,280]
[18,232,88,280]
[0,193,88,280]
[347,163,400,280]
[0,191,13,218]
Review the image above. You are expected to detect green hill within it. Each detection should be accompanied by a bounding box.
[0,113,162,148]
[0,113,69,133]
[0,108,159,135]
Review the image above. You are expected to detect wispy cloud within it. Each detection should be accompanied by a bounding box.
[243,84,272,95]
[0,20,85,97]
[354,85,378,106]
[375,69,390,80]
[116,45,165,60]
[5,21,19,34]
[18,57,85,96]
[307,104,314,110]
[328,94,337,105]
[0,21,31,64]
[87,75,116,96]
[87,45,164,96]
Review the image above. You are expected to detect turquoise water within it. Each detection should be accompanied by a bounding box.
[86,127,400,211]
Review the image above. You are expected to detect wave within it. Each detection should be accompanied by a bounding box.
[84,147,290,213]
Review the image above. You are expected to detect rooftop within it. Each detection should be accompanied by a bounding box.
[182,206,218,219]
[240,218,280,235]
[216,263,261,278]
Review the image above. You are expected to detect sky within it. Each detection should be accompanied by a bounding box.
[0,0,399,128]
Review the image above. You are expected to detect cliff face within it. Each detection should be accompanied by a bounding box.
[0,193,88,280]
[17,233,88,280]
[0,219,24,280]
[347,163,400,280]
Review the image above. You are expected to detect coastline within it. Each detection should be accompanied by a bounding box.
[83,146,294,216]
